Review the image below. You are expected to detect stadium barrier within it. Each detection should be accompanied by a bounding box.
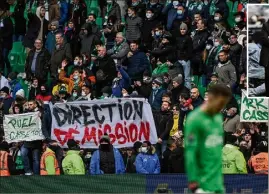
[0,174,268,193]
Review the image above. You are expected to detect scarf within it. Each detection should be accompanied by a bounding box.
[170,114,179,136]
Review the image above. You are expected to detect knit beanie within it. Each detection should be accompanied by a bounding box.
[16,89,25,98]
[180,22,188,31]
[153,77,163,86]
[50,20,59,29]
[0,86,9,95]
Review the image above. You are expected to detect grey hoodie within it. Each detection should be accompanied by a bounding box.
[214,60,237,87]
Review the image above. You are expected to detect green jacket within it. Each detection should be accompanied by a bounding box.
[152,64,168,77]
[62,150,85,175]
[222,144,247,174]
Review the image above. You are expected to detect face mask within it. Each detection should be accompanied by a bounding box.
[128,13,133,17]
[74,61,79,66]
[150,2,156,5]
[155,31,160,36]
[206,45,212,50]
[177,10,183,15]
[73,75,79,80]
[235,17,241,23]
[152,85,158,90]
[81,91,86,96]
[173,1,179,7]
[214,42,220,47]
[146,13,152,19]
[100,143,110,151]
[214,16,220,21]
[141,147,148,153]
[73,92,77,97]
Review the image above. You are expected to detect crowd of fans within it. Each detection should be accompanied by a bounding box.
[0,0,268,176]
[248,5,269,97]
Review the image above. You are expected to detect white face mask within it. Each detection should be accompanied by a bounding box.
[235,17,241,23]
[214,42,220,47]
[128,13,133,17]
[81,91,86,96]
[206,45,212,50]
[74,61,79,66]
[214,16,220,21]
[146,13,152,19]
[141,147,148,153]
[73,75,79,80]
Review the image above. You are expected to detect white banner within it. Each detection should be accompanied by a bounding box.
[240,90,269,122]
[4,112,44,143]
[50,98,158,148]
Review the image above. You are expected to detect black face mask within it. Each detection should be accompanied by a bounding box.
[100,144,110,151]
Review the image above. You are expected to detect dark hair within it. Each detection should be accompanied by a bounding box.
[88,13,97,19]
[180,93,190,100]
[162,93,171,98]
[129,40,139,45]
[12,104,23,114]
[207,84,232,98]
[154,24,163,31]
[128,6,136,12]
[218,50,229,56]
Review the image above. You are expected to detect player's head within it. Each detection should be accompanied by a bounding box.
[207,84,232,114]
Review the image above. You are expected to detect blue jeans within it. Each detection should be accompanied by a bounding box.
[21,145,41,175]
[179,60,191,89]
[155,140,168,158]
[13,34,24,42]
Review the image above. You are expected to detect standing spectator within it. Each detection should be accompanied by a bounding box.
[149,77,166,110]
[229,34,242,76]
[125,141,142,173]
[260,19,269,97]
[50,32,72,82]
[125,7,142,42]
[62,139,85,175]
[0,7,13,75]
[102,0,121,24]
[94,46,117,97]
[175,23,193,89]
[112,66,131,98]
[171,75,189,105]
[79,23,98,56]
[239,37,246,74]
[222,134,247,174]
[161,139,177,173]
[191,19,210,75]
[208,0,229,21]
[68,0,87,34]
[107,32,130,67]
[0,141,16,176]
[214,50,237,87]
[23,6,48,52]
[190,87,204,110]
[146,0,163,19]
[45,21,61,54]
[85,14,102,39]
[103,15,119,50]
[0,71,10,90]
[248,141,268,174]
[223,106,240,133]
[25,39,50,84]
[187,0,205,20]
[64,20,78,57]
[0,86,13,137]
[40,140,60,175]
[135,141,160,174]
[59,0,68,27]
[49,0,60,23]
[127,41,149,80]
[169,136,185,173]
[90,134,125,174]
[7,0,26,42]
[128,0,146,18]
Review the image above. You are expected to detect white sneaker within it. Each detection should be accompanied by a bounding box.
[25,172,33,176]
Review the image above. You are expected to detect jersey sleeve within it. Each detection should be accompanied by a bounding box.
[184,113,200,183]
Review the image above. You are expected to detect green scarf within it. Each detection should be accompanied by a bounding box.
[9,0,17,25]
[227,0,239,28]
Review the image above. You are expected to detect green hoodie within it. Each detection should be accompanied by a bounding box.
[152,63,168,77]
[222,144,247,174]
[62,150,85,175]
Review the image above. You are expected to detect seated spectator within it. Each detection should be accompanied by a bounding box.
[135,141,160,174]
[90,134,125,174]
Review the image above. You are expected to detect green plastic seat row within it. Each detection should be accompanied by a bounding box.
[8,42,27,73]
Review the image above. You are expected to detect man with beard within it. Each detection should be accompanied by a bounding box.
[90,134,125,174]
[214,50,237,88]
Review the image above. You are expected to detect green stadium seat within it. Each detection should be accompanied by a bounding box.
[191,75,199,86]
[96,17,103,28]
[9,42,26,73]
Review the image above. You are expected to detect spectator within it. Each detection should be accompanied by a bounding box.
[168,136,185,173]
[25,39,50,84]
[28,77,40,100]
[149,77,166,110]
[0,86,13,137]
[79,23,98,56]
[214,50,237,87]
[125,7,142,42]
[146,0,163,19]
[49,0,60,23]
[135,141,160,174]
[248,141,268,174]
[62,139,85,175]
[161,139,177,173]
[45,21,61,54]
[85,14,102,39]
[77,84,93,101]
[103,15,119,50]
[134,72,152,99]
[127,41,149,80]
[7,72,22,99]
[112,66,131,98]
[50,32,72,81]
[40,140,60,175]
[171,75,189,105]
[125,141,142,173]
[102,0,121,24]
[187,0,205,21]
[0,141,16,176]
[190,87,204,110]
[229,34,242,75]
[23,6,48,52]
[36,85,52,102]
[128,0,146,19]
[222,134,247,174]
[90,134,125,174]
[59,0,68,26]
[68,0,87,34]
[223,106,240,133]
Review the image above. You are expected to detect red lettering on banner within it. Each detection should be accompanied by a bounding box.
[53,121,151,146]
[81,126,97,145]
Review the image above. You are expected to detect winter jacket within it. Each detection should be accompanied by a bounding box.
[152,64,169,77]
[62,150,85,175]
[150,43,176,62]
[59,0,68,26]
[0,17,13,50]
[59,69,84,94]
[162,3,182,30]
[149,88,166,111]
[175,34,193,61]
[229,42,242,71]
[45,30,62,54]
[146,3,163,19]
[79,24,98,56]
[153,110,173,140]
[192,96,204,109]
[135,83,152,99]
[68,2,87,33]
[168,147,185,173]
[127,51,149,80]
[25,48,51,82]
[10,1,26,36]
[214,60,237,87]
[9,79,22,100]
[260,21,269,68]
[223,114,240,133]
[102,2,121,23]
[135,146,160,174]
[141,16,160,50]
[90,147,125,175]
[222,144,247,174]
[107,41,130,66]
[126,15,142,41]
[1,96,14,115]
[49,1,60,22]
[171,85,190,105]
[50,43,72,78]
[23,8,48,49]
[112,67,131,97]
[95,55,117,82]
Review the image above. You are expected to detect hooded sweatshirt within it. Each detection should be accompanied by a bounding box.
[36,6,44,40]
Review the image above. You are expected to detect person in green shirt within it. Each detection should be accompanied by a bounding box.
[222,134,247,174]
[185,84,232,193]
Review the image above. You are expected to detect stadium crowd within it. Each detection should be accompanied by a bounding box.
[0,0,268,176]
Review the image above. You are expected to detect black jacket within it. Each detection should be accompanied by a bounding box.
[68,2,87,34]
[23,13,48,49]
[11,1,26,35]
[25,48,51,81]
[141,16,160,50]
[150,43,176,62]
[153,110,173,140]
[102,2,121,23]
[0,17,13,50]
[168,147,184,173]
[161,148,172,173]
[95,55,117,82]
[171,85,190,105]
[175,34,193,61]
